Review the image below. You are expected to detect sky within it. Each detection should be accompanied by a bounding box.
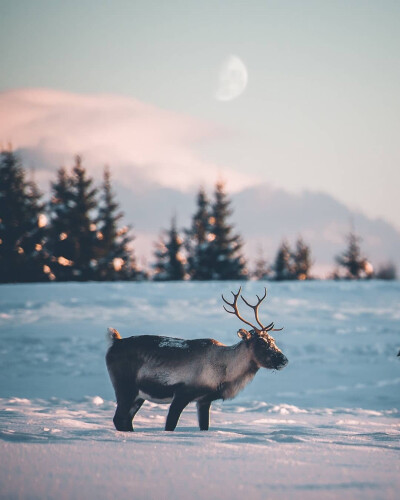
[1,0,400,229]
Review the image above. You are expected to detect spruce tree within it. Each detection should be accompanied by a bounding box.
[96,167,139,280]
[0,150,49,282]
[185,187,212,280]
[71,156,98,280]
[375,262,397,280]
[47,167,75,280]
[292,237,312,280]
[273,240,293,281]
[153,218,186,281]
[253,246,271,280]
[47,156,98,281]
[336,231,370,279]
[207,181,247,280]
[153,235,169,281]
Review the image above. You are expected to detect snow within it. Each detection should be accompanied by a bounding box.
[0,281,399,499]
[158,337,190,349]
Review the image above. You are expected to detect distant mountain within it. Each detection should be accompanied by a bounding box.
[232,185,400,276]
[113,181,400,277]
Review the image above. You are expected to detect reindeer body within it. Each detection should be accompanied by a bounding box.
[106,288,288,432]
[106,333,260,431]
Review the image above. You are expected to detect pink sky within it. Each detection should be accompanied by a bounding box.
[0,88,256,193]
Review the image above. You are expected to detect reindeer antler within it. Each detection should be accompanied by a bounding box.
[241,288,282,332]
[240,288,273,331]
[222,287,259,332]
[222,287,283,334]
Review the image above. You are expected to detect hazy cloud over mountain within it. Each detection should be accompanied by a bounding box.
[1,88,399,275]
[0,88,254,192]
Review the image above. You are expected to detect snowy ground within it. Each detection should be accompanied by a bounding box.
[0,281,399,499]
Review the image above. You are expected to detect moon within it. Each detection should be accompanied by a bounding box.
[215,55,248,102]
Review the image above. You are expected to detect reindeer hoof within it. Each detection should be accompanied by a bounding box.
[113,417,133,432]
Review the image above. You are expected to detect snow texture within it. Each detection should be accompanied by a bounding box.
[158,337,189,349]
[0,281,399,499]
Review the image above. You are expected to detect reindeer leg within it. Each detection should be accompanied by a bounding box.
[196,400,211,431]
[129,397,144,426]
[165,395,190,431]
[113,386,138,432]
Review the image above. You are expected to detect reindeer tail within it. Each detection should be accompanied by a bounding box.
[107,327,122,343]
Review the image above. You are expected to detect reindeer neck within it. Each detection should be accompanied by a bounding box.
[218,341,259,400]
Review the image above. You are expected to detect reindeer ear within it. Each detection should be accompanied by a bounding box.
[259,331,273,341]
[237,328,252,340]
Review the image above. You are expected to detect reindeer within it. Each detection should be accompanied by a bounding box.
[106,287,288,432]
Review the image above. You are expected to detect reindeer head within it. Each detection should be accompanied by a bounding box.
[222,288,288,370]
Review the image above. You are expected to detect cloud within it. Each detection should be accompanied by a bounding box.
[2,88,399,273]
[0,88,255,192]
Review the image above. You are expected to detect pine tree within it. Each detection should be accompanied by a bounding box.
[47,167,75,280]
[70,156,97,281]
[273,240,293,281]
[207,181,247,280]
[292,237,312,280]
[70,156,98,280]
[96,167,139,280]
[153,235,169,281]
[253,246,271,280]
[336,231,371,279]
[185,187,212,280]
[47,156,98,281]
[153,218,186,281]
[0,150,49,282]
[375,262,396,280]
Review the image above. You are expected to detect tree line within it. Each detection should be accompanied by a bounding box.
[0,150,396,283]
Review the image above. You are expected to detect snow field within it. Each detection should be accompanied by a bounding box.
[0,281,399,499]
